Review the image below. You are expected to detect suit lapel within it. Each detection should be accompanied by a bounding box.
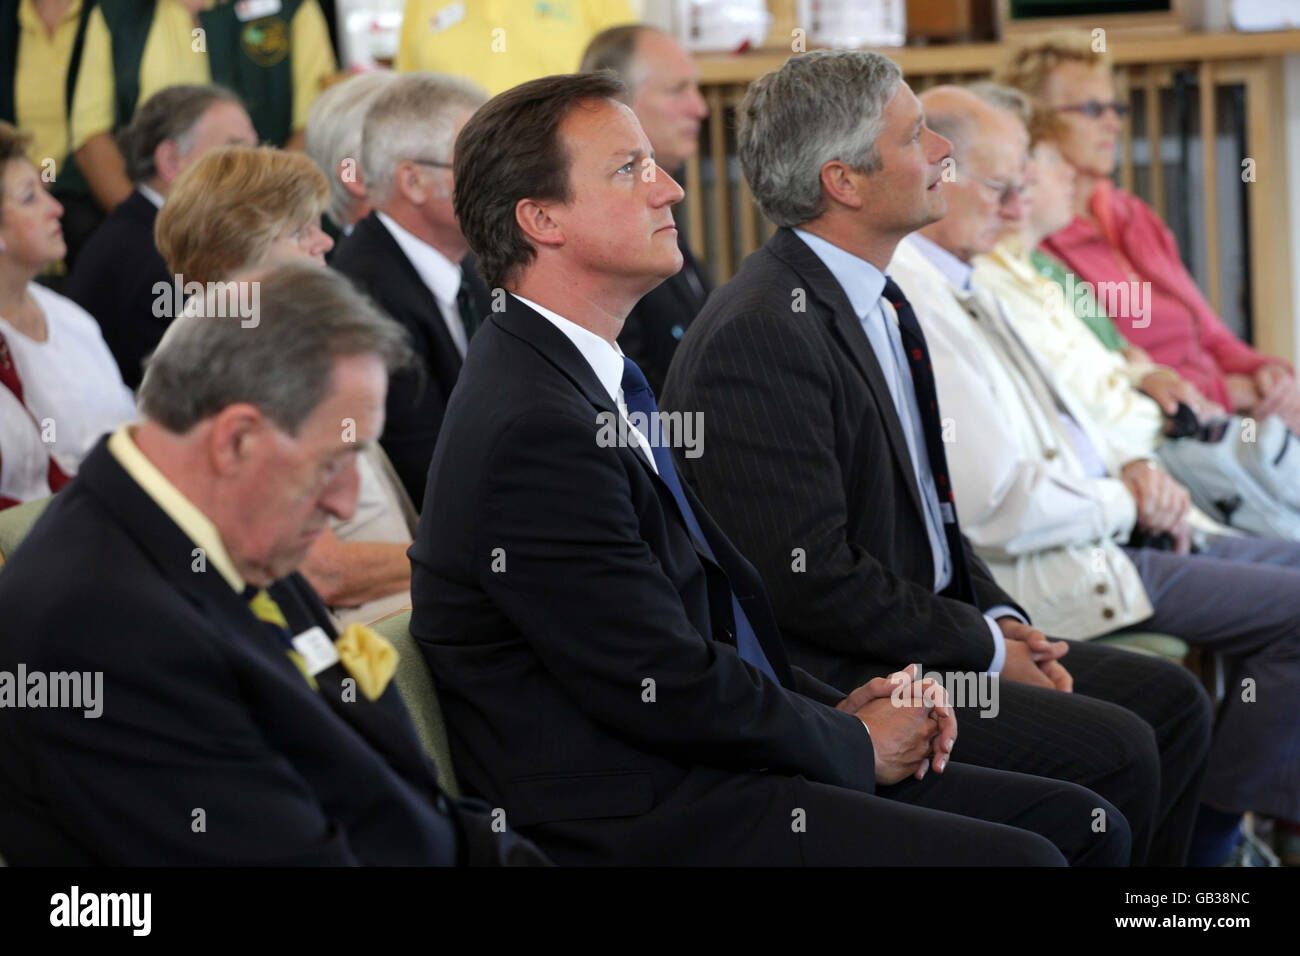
[359,214,463,377]
[494,297,671,498]
[766,229,928,525]
[75,440,436,787]
[495,298,795,687]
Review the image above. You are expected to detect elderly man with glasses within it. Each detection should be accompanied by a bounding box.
[331,72,491,506]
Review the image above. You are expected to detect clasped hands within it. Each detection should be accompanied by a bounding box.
[836,664,956,786]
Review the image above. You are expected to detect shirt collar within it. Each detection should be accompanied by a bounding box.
[792,227,886,319]
[107,424,246,594]
[906,232,974,290]
[511,293,624,404]
[978,235,1037,283]
[137,183,165,209]
[376,211,463,306]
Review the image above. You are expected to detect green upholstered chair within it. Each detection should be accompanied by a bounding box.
[1094,631,1189,662]
[0,497,51,569]
[371,608,461,797]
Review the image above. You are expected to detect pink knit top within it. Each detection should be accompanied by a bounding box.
[1042,179,1287,409]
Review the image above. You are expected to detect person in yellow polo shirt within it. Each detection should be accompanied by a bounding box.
[2,1,102,271]
[69,0,336,211]
[394,0,632,94]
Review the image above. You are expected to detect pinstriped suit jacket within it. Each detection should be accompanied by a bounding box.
[662,228,1024,690]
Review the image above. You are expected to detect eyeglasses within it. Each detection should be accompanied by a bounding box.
[1054,100,1131,120]
[969,172,1028,206]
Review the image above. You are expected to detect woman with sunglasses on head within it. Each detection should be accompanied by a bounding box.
[996,32,1300,434]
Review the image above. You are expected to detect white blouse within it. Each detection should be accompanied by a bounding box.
[0,384,51,503]
[0,283,137,476]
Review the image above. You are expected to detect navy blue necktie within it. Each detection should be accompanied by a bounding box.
[621,357,779,681]
[882,277,975,602]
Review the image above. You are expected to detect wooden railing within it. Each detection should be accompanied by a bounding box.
[684,30,1300,361]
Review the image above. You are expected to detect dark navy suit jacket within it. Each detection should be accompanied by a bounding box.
[0,438,540,865]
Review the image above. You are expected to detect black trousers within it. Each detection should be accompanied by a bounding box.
[848,640,1212,866]
[526,762,1130,866]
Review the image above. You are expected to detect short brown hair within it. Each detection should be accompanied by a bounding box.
[453,72,626,290]
[155,146,329,284]
[0,122,34,225]
[994,30,1113,102]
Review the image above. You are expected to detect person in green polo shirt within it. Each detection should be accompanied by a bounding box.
[69,0,335,212]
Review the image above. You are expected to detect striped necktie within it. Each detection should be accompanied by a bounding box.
[881,277,975,602]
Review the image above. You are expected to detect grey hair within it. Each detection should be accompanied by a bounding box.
[304,72,399,227]
[117,84,246,184]
[738,50,902,227]
[361,72,488,206]
[966,81,1033,126]
[138,262,413,435]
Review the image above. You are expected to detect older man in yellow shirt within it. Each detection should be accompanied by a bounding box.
[69,0,335,211]
[395,0,632,94]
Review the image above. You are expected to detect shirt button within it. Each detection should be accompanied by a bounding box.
[1102,607,1116,620]
[1095,583,1107,595]
[1045,449,1059,460]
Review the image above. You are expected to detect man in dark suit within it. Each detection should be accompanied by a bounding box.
[409,71,1132,866]
[582,24,712,393]
[661,51,1212,865]
[331,72,491,505]
[0,263,543,866]
[64,84,257,389]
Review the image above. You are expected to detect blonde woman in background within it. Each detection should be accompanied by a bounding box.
[156,145,417,626]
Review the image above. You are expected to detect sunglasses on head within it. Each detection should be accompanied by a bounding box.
[1054,100,1131,119]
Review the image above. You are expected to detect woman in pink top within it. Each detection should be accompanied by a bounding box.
[997,32,1300,430]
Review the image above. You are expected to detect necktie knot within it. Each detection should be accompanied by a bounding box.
[621,356,653,398]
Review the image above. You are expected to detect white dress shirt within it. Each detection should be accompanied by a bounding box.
[137,183,165,209]
[377,211,470,358]
[511,294,660,474]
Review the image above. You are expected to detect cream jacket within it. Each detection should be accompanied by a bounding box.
[889,238,1153,639]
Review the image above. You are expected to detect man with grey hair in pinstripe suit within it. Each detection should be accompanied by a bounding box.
[663,50,1213,866]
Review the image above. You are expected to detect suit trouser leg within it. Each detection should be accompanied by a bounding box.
[947,642,1210,866]
[847,644,1211,866]
[1122,536,1300,821]
[795,763,1130,866]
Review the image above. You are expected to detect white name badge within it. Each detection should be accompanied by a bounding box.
[940,501,956,524]
[291,626,340,676]
[431,1,465,32]
[236,0,282,21]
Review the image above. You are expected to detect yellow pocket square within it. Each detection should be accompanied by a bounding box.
[335,623,399,701]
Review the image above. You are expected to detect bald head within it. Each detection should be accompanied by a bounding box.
[914,86,1030,262]
[584,23,708,172]
[919,85,1026,165]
